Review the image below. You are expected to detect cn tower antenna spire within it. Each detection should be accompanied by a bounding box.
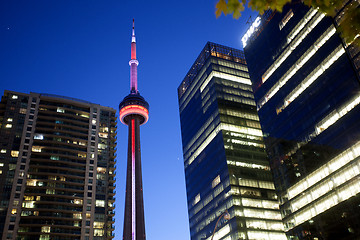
[132,18,136,43]
[130,19,139,93]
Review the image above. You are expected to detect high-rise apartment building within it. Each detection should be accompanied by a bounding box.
[0,91,116,240]
[178,42,286,240]
[243,2,360,239]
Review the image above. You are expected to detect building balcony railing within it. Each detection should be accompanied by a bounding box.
[107,217,115,223]
[108,196,115,202]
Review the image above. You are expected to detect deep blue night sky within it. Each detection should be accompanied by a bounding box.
[0,1,256,239]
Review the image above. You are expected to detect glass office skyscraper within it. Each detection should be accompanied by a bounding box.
[178,42,286,240]
[243,2,360,239]
[0,91,116,240]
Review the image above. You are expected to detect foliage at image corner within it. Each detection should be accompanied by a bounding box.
[215,0,360,47]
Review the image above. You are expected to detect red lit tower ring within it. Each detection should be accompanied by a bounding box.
[119,94,149,125]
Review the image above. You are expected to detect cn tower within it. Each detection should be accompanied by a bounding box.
[119,20,149,240]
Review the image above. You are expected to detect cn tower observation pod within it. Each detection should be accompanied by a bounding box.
[119,92,149,125]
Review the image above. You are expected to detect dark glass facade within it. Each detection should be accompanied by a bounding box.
[243,2,360,239]
[0,91,116,240]
[333,0,360,80]
[178,42,286,240]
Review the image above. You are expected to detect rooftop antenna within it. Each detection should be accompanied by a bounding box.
[246,16,254,26]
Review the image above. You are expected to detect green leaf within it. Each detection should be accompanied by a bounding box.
[227,0,245,19]
[216,0,228,18]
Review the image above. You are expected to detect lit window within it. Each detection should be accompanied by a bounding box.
[32,146,42,152]
[40,235,50,240]
[11,208,17,214]
[92,119,97,125]
[56,108,65,113]
[86,213,91,218]
[240,188,261,197]
[34,134,44,140]
[0,170,2,174]
[11,95,18,99]
[9,164,16,170]
[100,127,109,132]
[21,210,32,216]
[99,132,108,138]
[26,180,36,186]
[0,163,4,167]
[73,213,82,219]
[78,153,86,158]
[98,143,107,149]
[94,221,104,228]
[0,149,5,154]
[96,174,106,180]
[212,175,221,188]
[46,189,55,194]
[200,71,251,93]
[22,201,35,208]
[5,124,12,128]
[11,151,19,157]
[315,94,360,136]
[243,208,282,220]
[96,200,105,207]
[24,196,34,201]
[74,199,83,204]
[41,226,50,233]
[279,9,294,30]
[210,224,231,240]
[50,156,59,160]
[194,193,201,205]
[19,108,27,114]
[94,229,104,237]
[187,123,263,166]
[7,118,13,122]
[97,167,106,174]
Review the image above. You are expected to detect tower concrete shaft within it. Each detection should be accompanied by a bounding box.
[119,19,149,240]
[123,116,146,240]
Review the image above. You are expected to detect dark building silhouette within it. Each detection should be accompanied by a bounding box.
[0,90,116,240]
[119,20,149,240]
[243,2,360,239]
[178,42,286,240]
